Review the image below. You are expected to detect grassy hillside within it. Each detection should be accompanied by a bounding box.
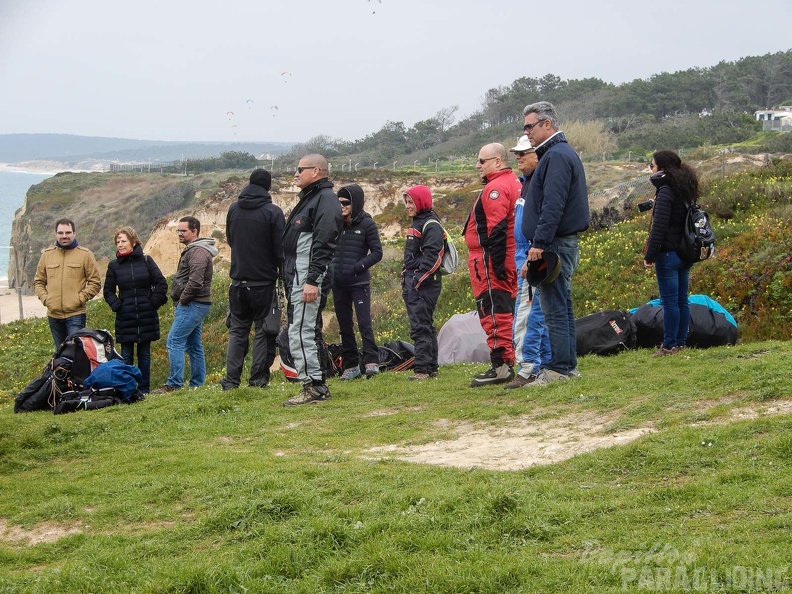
[0,159,790,593]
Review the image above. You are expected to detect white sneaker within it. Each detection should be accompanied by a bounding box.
[528,368,569,386]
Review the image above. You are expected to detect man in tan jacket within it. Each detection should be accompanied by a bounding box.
[33,218,101,348]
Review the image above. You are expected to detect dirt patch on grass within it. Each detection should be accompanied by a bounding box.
[704,400,792,423]
[365,401,792,471]
[0,518,82,545]
[366,412,655,471]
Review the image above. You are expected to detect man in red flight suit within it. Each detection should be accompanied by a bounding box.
[464,142,522,387]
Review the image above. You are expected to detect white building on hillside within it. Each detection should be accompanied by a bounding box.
[755,107,792,132]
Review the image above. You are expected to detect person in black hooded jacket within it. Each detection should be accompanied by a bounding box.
[332,184,383,380]
[103,226,168,393]
[221,169,285,390]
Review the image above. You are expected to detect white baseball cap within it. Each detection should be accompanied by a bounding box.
[509,135,534,152]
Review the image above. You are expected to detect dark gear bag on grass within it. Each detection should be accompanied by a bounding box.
[54,387,125,414]
[14,364,55,413]
[377,340,415,372]
[575,310,637,356]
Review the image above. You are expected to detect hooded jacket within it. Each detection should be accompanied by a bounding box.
[402,185,444,289]
[521,131,590,249]
[282,178,342,288]
[33,242,101,319]
[644,172,688,263]
[332,184,383,286]
[104,244,168,343]
[226,183,285,283]
[170,237,218,305]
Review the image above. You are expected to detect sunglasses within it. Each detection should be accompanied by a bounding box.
[296,166,317,173]
[477,156,497,165]
[339,200,352,206]
[523,120,546,132]
[513,151,533,157]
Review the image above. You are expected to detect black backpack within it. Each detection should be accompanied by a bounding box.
[677,201,715,263]
[576,310,637,356]
[377,341,415,371]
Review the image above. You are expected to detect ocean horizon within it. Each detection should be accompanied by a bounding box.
[0,170,54,282]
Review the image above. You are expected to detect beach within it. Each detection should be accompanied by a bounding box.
[0,286,47,324]
[0,163,92,175]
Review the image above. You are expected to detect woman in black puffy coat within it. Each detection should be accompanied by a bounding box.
[331,184,383,380]
[103,226,168,393]
[643,150,699,357]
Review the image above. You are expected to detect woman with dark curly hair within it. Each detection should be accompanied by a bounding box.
[643,150,699,357]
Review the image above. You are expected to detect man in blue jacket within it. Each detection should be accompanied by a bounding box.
[281,154,342,406]
[504,136,551,389]
[520,101,589,385]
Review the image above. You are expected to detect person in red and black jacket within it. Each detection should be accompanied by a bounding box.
[402,185,445,381]
[464,143,522,387]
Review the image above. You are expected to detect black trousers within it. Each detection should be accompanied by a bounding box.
[333,283,378,368]
[402,276,441,374]
[222,282,277,388]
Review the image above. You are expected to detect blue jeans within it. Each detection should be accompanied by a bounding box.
[48,314,86,350]
[121,342,151,393]
[538,236,580,375]
[166,302,210,388]
[513,278,551,376]
[654,251,692,349]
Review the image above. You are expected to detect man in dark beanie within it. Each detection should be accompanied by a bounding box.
[220,169,285,391]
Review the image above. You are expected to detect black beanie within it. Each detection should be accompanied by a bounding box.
[249,169,272,190]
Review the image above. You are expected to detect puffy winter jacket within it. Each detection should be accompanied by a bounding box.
[332,184,383,287]
[104,244,168,343]
[644,172,688,263]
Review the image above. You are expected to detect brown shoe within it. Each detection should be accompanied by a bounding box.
[283,383,331,406]
[503,373,538,390]
[153,384,182,394]
[652,346,676,357]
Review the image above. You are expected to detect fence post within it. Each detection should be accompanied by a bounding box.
[17,287,24,321]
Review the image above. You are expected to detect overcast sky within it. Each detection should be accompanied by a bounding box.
[1,0,790,144]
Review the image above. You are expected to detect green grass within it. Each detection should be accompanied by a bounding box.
[1,335,791,592]
[1,159,790,592]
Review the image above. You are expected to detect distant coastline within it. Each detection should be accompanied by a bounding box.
[0,163,91,175]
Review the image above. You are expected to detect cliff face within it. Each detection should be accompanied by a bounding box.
[9,172,475,288]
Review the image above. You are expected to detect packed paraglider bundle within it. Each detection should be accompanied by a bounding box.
[277,327,414,381]
[14,329,145,415]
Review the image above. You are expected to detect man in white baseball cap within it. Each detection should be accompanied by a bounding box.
[503,136,552,389]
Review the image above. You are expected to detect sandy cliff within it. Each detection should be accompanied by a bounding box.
[144,176,472,275]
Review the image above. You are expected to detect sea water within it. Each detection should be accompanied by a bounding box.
[0,171,53,284]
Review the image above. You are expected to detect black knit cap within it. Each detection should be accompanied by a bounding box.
[249,169,272,190]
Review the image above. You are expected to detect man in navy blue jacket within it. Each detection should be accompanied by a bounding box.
[520,101,589,385]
